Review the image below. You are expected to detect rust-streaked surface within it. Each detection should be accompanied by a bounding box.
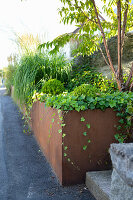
[62,109,119,185]
[31,102,120,185]
[31,101,63,183]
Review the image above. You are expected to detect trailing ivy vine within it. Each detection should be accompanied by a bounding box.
[35,90,133,143]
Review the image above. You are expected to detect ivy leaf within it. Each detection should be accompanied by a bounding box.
[88,139,91,143]
[83,145,87,151]
[61,123,66,127]
[58,129,62,133]
[62,133,66,138]
[117,125,121,130]
[50,124,52,128]
[64,153,67,157]
[64,146,68,150]
[52,118,55,123]
[119,119,124,124]
[89,104,95,110]
[83,132,87,136]
[86,124,91,129]
[109,101,116,108]
[81,117,85,122]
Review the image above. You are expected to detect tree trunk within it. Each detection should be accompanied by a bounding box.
[121,0,129,55]
[91,0,126,91]
[117,0,124,91]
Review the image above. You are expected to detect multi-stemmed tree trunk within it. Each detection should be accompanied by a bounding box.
[91,0,133,91]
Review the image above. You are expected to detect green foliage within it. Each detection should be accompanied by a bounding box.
[64,146,68,150]
[41,79,65,95]
[86,124,91,129]
[83,132,87,136]
[36,90,133,142]
[81,117,85,122]
[38,89,133,113]
[42,53,72,84]
[67,70,117,93]
[14,53,45,104]
[83,145,87,151]
[72,84,100,97]
[5,64,17,94]
[39,0,133,57]
[14,52,71,104]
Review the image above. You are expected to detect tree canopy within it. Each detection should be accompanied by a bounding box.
[39,0,133,91]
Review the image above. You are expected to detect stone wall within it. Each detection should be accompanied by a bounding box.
[91,33,133,68]
[74,33,133,69]
[109,143,133,200]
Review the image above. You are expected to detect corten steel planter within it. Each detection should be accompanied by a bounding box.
[31,101,120,186]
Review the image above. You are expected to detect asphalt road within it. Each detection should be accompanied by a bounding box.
[0,86,96,200]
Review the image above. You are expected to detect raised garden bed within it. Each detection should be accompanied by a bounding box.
[31,101,120,185]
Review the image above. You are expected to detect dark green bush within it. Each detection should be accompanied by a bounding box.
[41,79,65,95]
[67,70,117,93]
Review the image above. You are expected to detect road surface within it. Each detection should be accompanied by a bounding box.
[0,86,95,200]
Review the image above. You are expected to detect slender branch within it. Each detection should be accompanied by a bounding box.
[98,46,110,66]
[86,36,110,66]
[125,63,133,89]
[121,0,129,55]
[73,3,97,25]
[117,0,123,79]
[91,0,116,76]
[75,2,106,22]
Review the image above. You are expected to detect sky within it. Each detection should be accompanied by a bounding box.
[0,0,75,68]
[0,0,132,68]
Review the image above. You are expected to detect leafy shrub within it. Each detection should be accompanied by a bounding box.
[67,70,117,93]
[41,79,65,95]
[72,84,100,97]
[5,64,17,94]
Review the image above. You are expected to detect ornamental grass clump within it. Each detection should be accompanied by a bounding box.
[13,51,72,104]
